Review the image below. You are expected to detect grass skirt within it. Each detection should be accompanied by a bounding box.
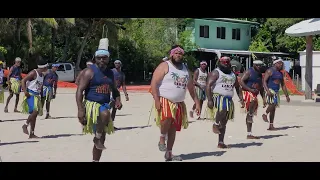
[206,93,235,122]
[83,100,114,135]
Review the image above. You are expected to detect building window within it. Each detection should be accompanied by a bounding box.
[232,28,241,40]
[217,27,226,39]
[200,25,209,38]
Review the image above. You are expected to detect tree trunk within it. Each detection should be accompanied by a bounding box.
[305,35,313,100]
[16,18,21,42]
[62,29,71,61]
[50,27,57,63]
[11,18,21,65]
[76,22,93,71]
[27,18,33,53]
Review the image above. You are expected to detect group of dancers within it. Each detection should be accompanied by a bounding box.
[151,45,290,161]
[1,44,290,162]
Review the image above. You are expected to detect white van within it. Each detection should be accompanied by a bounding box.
[47,63,75,82]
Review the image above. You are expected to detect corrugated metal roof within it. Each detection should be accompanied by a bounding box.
[194,48,290,56]
[198,18,260,26]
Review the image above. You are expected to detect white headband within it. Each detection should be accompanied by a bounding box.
[273,59,283,64]
[114,60,122,64]
[86,62,93,65]
[253,60,264,65]
[38,63,49,68]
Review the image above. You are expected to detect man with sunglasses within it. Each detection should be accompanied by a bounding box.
[239,60,266,139]
[110,60,128,129]
[206,56,244,149]
[190,60,208,120]
[76,49,122,162]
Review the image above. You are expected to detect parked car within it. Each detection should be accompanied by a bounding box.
[47,63,75,82]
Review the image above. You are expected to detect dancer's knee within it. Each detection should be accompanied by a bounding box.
[160,118,173,133]
[99,109,111,123]
[30,110,38,117]
[269,104,276,111]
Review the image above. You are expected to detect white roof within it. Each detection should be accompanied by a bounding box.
[285,18,320,37]
[195,48,289,56]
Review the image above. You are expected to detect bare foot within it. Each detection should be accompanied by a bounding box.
[267,126,277,131]
[247,135,260,139]
[189,111,194,118]
[45,114,51,119]
[22,124,29,135]
[93,137,106,150]
[212,124,221,134]
[29,134,39,139]
[262,114,269,122]
[217,143,229,149]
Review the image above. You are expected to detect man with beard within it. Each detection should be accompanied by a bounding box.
[239,60,267,139]
[151,45,200,161]
[41,63,59,119]
[76,49,122,162]
[262,58,290,130]
[110,60,128,129]
[4,57,22,113]
[76,60,94,85]
[21,58,48,138]
[206,56,244,148]
[190,60,208,120]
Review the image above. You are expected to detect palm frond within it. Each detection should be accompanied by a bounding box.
[38,18,58,29]
[64,18,75,26]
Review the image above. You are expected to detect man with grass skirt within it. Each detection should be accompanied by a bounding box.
[4,57,23,113]
[76,49,122,162]
[206,56,244,149]
[239,60,266,139]
[41,63,59,119]
[262,58,290,130]
[151,45,200,161]
[21,58,48,138]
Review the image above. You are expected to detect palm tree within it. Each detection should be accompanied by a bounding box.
[26,18,75,54]
[50,18,75,62]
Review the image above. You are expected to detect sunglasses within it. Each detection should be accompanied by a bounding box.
[96,56,108,60]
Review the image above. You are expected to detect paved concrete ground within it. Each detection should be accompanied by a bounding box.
[0,88,319,162]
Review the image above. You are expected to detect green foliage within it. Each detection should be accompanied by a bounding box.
[247,18,312,54]
[0,46,7,55]
[178,29,198,70]
[249,39,270,52]
[1,18,319,82]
